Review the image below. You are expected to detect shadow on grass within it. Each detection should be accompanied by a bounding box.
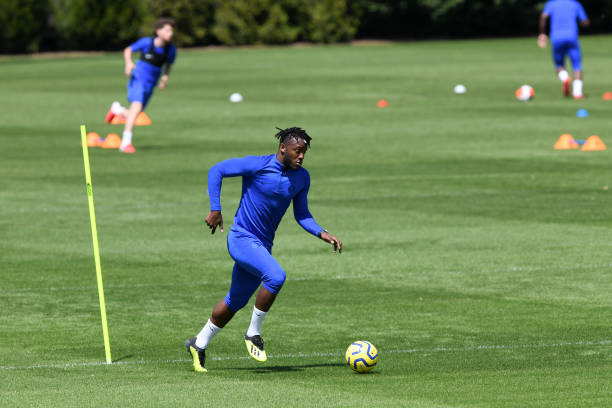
[112,354,134,362]
[226,362,347,373]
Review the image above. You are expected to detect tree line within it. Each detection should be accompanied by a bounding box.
[1,0,609,54]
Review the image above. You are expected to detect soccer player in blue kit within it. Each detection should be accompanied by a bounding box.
[105,18,177,153]
[185,127,343,372]
[538,0,589,99]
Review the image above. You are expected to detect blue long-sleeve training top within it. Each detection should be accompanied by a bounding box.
[208,154,323,247]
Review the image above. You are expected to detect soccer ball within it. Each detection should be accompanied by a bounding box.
[345,340,378,373]
[515,85,534,101]
[454,84,467,94]
[229,92,243,103]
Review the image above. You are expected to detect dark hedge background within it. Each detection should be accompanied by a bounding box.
[0,0,608,53]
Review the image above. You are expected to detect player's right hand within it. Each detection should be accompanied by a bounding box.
[537,34,548,49]
[125,62,135,77]
[205,211,224,234]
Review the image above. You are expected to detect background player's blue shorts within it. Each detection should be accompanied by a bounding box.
[552,39,582,71]
[224,227,287,312]
[127,76,155,109]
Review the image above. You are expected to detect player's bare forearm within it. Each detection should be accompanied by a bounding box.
[319,231,342,253]
[539,14,548,35]
[205,210,224,234]
[537,14,549,48]
[124,47,134,77]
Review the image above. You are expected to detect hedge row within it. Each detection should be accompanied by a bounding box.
[0,0,357,53]
[356,0,612,39]
[1,0,610,54]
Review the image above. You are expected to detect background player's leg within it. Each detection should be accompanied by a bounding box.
[557,67,570,96]
[553,41,570,97]
[124,102,142,134]
[573,70,582,80]
[120,101,142,152]
[105,101,127,123]
[121,76,147,153]
[568,42,583,98]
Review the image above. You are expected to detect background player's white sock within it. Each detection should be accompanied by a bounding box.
[573,79,583,97]
[195,319,222,349]
[121,130,133,148]
[246,307,268,337]
[111,101,126,115]
[558,70,569,82]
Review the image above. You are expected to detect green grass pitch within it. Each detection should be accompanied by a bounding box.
[1,36,611,407]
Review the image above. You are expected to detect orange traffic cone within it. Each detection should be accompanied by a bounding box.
[102,133,122,149]
[111,115,126,125]
[581,135,606,151]
[603,92,612,101]
[81,132,102,147]
[554,134,578,150]
[134,111,152,126]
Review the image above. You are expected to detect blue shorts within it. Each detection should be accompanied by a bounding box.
[224,228,286,312]
[126,76,155,109]
[552,39,582,71]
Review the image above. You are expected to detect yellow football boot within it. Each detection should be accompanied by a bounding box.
[244,333,267,362]
[185,337,208,372]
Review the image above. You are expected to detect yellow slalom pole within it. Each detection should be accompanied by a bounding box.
[80,125,112,364]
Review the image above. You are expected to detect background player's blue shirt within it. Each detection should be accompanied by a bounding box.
[130,37,177,85]
[208,154,324,247]
[543,0,587,42]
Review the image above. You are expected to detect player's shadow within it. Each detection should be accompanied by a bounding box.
[228,362,345,373]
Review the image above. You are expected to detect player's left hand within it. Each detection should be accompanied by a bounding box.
[320,231,342,253]
[159,75,169,90]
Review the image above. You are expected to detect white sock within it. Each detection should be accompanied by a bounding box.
[195,319,222,349]
[573,79,583,97]
[558,70,569,82]
[246,307,268,337]
[121,130,133,148]
[111,101,126,115]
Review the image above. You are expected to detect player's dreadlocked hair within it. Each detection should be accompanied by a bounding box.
[274,127,312,148]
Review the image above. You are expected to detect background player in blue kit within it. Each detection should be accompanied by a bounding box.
[538,0,589,99]
[105,18,177,153]
[185,127,343,372]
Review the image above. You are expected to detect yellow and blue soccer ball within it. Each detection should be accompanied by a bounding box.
[345,340,378,373]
